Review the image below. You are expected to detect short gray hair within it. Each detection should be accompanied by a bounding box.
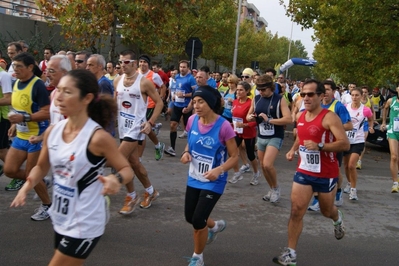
[89,54,106,68]
[50,55,72,72]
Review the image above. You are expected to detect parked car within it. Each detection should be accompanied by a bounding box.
[367,123,388,148]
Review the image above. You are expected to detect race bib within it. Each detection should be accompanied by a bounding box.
[233,117,243,134]
[51,183,75,228]
[188,150,213,182]
[346,129,357,144]
[175,89,185,103]
[120,112,135,133]
[16,122,29,132]
[394,118,399,132]
[259,120,274,136]
[373,105,379,112]
[298,145,321,173]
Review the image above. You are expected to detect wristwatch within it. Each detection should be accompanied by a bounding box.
[114,172,124,184]
[23,113,31,122]
[318,142,324,151]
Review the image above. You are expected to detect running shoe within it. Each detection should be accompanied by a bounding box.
[272,247,297,265]
[333,210,345,240]
[250,171,260,186]
[178,131,188,139]
[356,160,362,169]
[152,123,162,136]
[177,124,183,131]
[31,204,50,221]
[270,187,280,203]
[164,146,176,156]
[207,220,226,244]
[262,189,272,201]
[229,172,243,184]
[343,182,351,193]
[349,189,358,200]
[140,190,159,209]
[335,190,344,206]
[5,179,25,191]
[188,256,204,266]
[119,195,140,215]
[391,183,399,193]
[239,163,250,173]
[155,142,165,161]
[307,197,320,211]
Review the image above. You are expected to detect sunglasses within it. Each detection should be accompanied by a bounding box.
[75,60,84,64]
[300,92,320,98]
[118,60,135,65]
[241,75,250,79]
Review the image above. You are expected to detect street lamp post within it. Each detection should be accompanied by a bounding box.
[286,19,294,79]
[232,0,243,75]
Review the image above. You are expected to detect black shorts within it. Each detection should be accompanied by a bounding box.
[0,118,10,149]
[54,232,101,259]
[336,152,343,167]
[120,137,143,145]
[343,143,364,156]
[171,105,192,125]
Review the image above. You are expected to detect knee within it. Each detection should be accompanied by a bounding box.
[261,163,274,172]
[289,205,305,221]
[320,205,334,218]
[191,216,207,230]
[347,163,356,171]
[3,163,16,178]
[391,154,398,163]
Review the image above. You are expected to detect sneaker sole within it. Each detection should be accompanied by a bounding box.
[272,257,297,265]
[119,198,140,215]
[250,181,259,186]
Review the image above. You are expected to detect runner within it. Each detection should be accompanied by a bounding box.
[11,69,134,265]
[181,85,238,266]
[0,64,12,178]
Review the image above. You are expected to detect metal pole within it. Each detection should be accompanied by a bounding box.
[190,40,196,69]
[232,0,243,75]
[286,19,294,78]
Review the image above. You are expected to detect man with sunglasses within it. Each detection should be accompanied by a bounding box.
[246,74,292,203]
[74,51,91,70]
[273,79,349,266]
[113,50,163,213]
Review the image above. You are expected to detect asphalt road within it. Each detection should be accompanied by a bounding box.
[0,122,397,266]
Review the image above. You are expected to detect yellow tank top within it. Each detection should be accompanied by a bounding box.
[12,76,44,140]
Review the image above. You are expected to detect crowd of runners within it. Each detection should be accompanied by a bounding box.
[1,42,398,266]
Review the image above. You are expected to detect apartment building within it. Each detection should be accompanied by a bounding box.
[241,0,268,31]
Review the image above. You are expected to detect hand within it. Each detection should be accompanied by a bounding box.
[140,121,152,135]
[236,122,245,128]
[176,91,184,98]
[286,150,295,161]
[303,140,318,151]
[180,152,192,164]
[381,124,386,132]
[368,127,375,134]
[8,125,16,137]
[98,175,121,195]
[258,113,268,122]
[10,188,28,207]
[8,113,24,124]
[29,135,43,144]
[203,167,222,181]
[182,107,192,114]
[246,113,257,122]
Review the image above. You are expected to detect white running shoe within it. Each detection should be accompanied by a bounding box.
[229,172,243,184]
[250,171,260,185]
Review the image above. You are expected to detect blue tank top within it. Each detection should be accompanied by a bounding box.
[187,115,228,194]
[254,94,284,139]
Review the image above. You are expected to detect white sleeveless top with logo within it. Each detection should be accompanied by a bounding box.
[346,104,366,144]
[47,118,107,238]
[116,73,147,140]
[49,99,65,125]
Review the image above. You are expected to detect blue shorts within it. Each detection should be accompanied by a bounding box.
[363,121,369,132]
[293,171,338,193]
[11,137,42,153]
[256,137,283,151]
[168,101,174,109]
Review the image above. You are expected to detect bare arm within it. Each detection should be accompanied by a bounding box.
[0,93,11,106]
[321,112,350,152]
[381,98,392,128]
[113,76,122,101]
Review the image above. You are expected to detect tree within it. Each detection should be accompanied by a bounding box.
[286,0,399,86]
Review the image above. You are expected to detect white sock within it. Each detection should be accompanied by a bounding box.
[210,221,219,232]
[128,191,137,199]
[394,182,398,185]
[145,185,154,195]
[139,157,142,163]
[350,188,356,191]
[334,211,343,225]
[193,253,203,260]
[288,248,296,257]
[154,143,160,149]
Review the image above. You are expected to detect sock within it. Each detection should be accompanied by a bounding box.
[333,211,343,225]
[139,157,142,163]
[210,221,219,232]
[337,188,342,193]
[193,253,203,260]
[42,203,51,208]
[351,188,356,191]
[145,185,154,195]
[394,182,398,186]
[154,142,160,149]
[171,131,177,150]
[128,191,137,199]
[287,248,296,257]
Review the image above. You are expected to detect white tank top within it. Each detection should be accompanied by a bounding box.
[346,104,366,144]
[49,100,65,125]
[116,73,147,140]
[47,118,107,238]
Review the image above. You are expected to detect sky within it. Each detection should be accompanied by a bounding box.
[249,0,316,58]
